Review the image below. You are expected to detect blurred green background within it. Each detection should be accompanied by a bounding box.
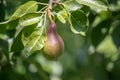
[0,0,120,80]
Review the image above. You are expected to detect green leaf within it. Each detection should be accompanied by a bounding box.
[15,13,41,38]
[11,31,24,52]
[76,0,108,12]
[58,10,69,19]
[0,39,8,54]
[22,25,38,46]
[0,19,19,31]
[11,24,37,52]
[21,14,47,57]
[80,5,90,14]
[37,16,44,27]
[96,35,118,61]
[7,19,19,30]
[69,10,88,36]
[22,27,46,57]
[91,19,111,47]
[56,13,66,23]
[111,22,120,48]
[0,24,7,33]
[19,13,41,27]
[10,1,38,21]
[0,1,38,25]
[63,1,83,11]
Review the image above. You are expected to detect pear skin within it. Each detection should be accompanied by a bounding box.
[43,22,64,60]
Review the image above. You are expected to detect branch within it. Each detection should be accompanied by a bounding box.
[47,0,61,23]
[47,0,54,23]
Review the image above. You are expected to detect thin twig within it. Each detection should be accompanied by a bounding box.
[37,2,48,5]
[37,6,48,13]
[48,0,53,10]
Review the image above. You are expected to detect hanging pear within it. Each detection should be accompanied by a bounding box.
[43,22,64,60]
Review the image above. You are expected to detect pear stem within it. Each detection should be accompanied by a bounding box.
[47,9,54,23]
[47,0,61,23]
[47,0,54,23]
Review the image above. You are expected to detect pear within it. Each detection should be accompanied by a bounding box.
[43,22,64,60]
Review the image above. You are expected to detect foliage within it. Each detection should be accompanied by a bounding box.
[0,0,120,80]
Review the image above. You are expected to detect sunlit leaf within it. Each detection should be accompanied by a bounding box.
[0,1,38,26]
[21,14,47,56]
[37,16,44,27]
[63,1,83,11]
[19,13,41,27]
[22,27,46,56]
[97,35,118,61]
[21,25,36,46]
[10,1,38,21]
[58,10,69,19]
[15,13,41,38]
[76,0,108,12]
[56,13,66,23]
[11,24,37,52]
